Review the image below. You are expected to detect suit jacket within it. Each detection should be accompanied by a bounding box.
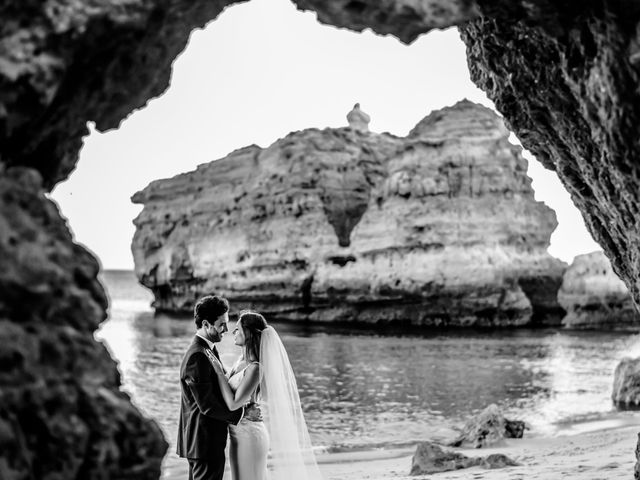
[177,336,243,459]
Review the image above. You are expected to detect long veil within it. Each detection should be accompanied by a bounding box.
[259,326,323,480]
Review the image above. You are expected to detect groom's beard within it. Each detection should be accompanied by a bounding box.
[207,327,221,343]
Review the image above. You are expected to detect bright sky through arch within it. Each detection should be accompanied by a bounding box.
[50,0,600,270]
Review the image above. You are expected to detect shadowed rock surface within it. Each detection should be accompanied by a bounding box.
[410,441,519,475]
[0,168,167,479]
[132,101,566,326]
[559,251,640,330]
[459,2,640,316]
[613,357,640,408]
[449,404,525,448]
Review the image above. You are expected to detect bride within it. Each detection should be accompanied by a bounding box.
[205,311,323,480]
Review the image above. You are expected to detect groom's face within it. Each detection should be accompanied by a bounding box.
[205,312,229,343]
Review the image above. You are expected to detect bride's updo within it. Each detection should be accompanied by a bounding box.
[238,311,268,361]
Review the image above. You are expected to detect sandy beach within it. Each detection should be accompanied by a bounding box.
[163,418,640,480]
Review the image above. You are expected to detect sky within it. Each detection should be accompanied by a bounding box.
[50,0,600,270]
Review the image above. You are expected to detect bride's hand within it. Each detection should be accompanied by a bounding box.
[204,350,225,375]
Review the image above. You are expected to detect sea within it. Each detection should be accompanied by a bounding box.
[96,270,640,476]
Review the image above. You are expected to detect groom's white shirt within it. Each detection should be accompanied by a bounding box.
[196,333,216,350]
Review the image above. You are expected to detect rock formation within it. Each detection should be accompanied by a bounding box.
[449,404,525,448]
[559,251,640,330]
[132,101,566,326]
[613,357,640,408]
[0,168,167,479]
[346,103,371,133]
[5,0,640,476]
[410,442,519,475]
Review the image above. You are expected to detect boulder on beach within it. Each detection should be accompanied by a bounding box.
[449,403,526,448]
[410,441,519,475]
[635,433,640,480]
[411,442,476,475]
[613,357,640,408]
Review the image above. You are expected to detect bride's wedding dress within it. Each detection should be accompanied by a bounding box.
[227,326,323,480]
[228,363,269,480]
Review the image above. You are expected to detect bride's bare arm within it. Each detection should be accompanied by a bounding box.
[207,353,261,410]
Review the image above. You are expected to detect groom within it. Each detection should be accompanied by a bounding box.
[177,295,243,480]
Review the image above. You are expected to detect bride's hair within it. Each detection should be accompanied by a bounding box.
[238,311,268,361]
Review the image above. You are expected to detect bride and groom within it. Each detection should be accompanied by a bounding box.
[177,295,322,480]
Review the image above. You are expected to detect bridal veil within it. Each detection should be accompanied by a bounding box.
[259,326,323,480]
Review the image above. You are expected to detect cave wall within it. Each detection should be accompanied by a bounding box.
[459,1,640,309]
[0,0,252,477]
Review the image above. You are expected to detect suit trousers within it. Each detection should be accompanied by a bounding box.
[188,448,225,480]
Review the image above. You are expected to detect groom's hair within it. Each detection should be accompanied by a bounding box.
[194,295,229,328]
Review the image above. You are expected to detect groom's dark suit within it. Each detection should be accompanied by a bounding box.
[177,335,243,480]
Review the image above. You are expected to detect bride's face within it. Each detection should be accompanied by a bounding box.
[233,320,246,346]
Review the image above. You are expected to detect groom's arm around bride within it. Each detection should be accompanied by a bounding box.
[177,295,243,480]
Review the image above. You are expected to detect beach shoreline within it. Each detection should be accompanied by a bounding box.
[163,417,640,480]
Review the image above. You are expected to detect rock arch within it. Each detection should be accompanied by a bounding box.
[2,0,639,477]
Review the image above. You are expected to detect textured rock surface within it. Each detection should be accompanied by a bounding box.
[635,433,640,480]
[0,0,247,189]
[459,2,640,318]
[613,357,640,408]
[559,252,640,330]
[132,101,566,326]
[449,404,525,448]
[0,168,167,479]
[410,441,519,475]
[292,0,478,44]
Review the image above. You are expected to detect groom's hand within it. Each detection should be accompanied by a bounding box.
[243,402,263,422]
[204,349,225,375]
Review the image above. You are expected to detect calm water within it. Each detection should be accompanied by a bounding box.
[97,270,640,473]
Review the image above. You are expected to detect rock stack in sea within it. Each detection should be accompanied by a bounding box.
[132,100,567,327]
[559,251,640,329]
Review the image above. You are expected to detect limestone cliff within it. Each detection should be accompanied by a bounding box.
[132,101,566,326]
[559,251,640,330]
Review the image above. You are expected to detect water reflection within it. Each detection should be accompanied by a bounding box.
[96,271,640,473]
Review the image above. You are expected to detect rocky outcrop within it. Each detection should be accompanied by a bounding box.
[0,168,167,479]
[449,404,525,448]
[613,357,640,408]
[410,442,519,475]
[132,101,566,326]
[459,3,640,320]
[635,433,640,480]
[559,252,640,330]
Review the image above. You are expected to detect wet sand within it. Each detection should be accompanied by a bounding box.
[164,420,640,480]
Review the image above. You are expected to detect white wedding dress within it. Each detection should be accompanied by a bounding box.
[228,362,269,480]
[226,326,323,480]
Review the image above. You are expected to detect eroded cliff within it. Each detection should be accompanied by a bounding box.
[132,101,566,326]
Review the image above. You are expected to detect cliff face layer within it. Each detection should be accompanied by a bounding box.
[132,101,566,326]
[559,252,640,330]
